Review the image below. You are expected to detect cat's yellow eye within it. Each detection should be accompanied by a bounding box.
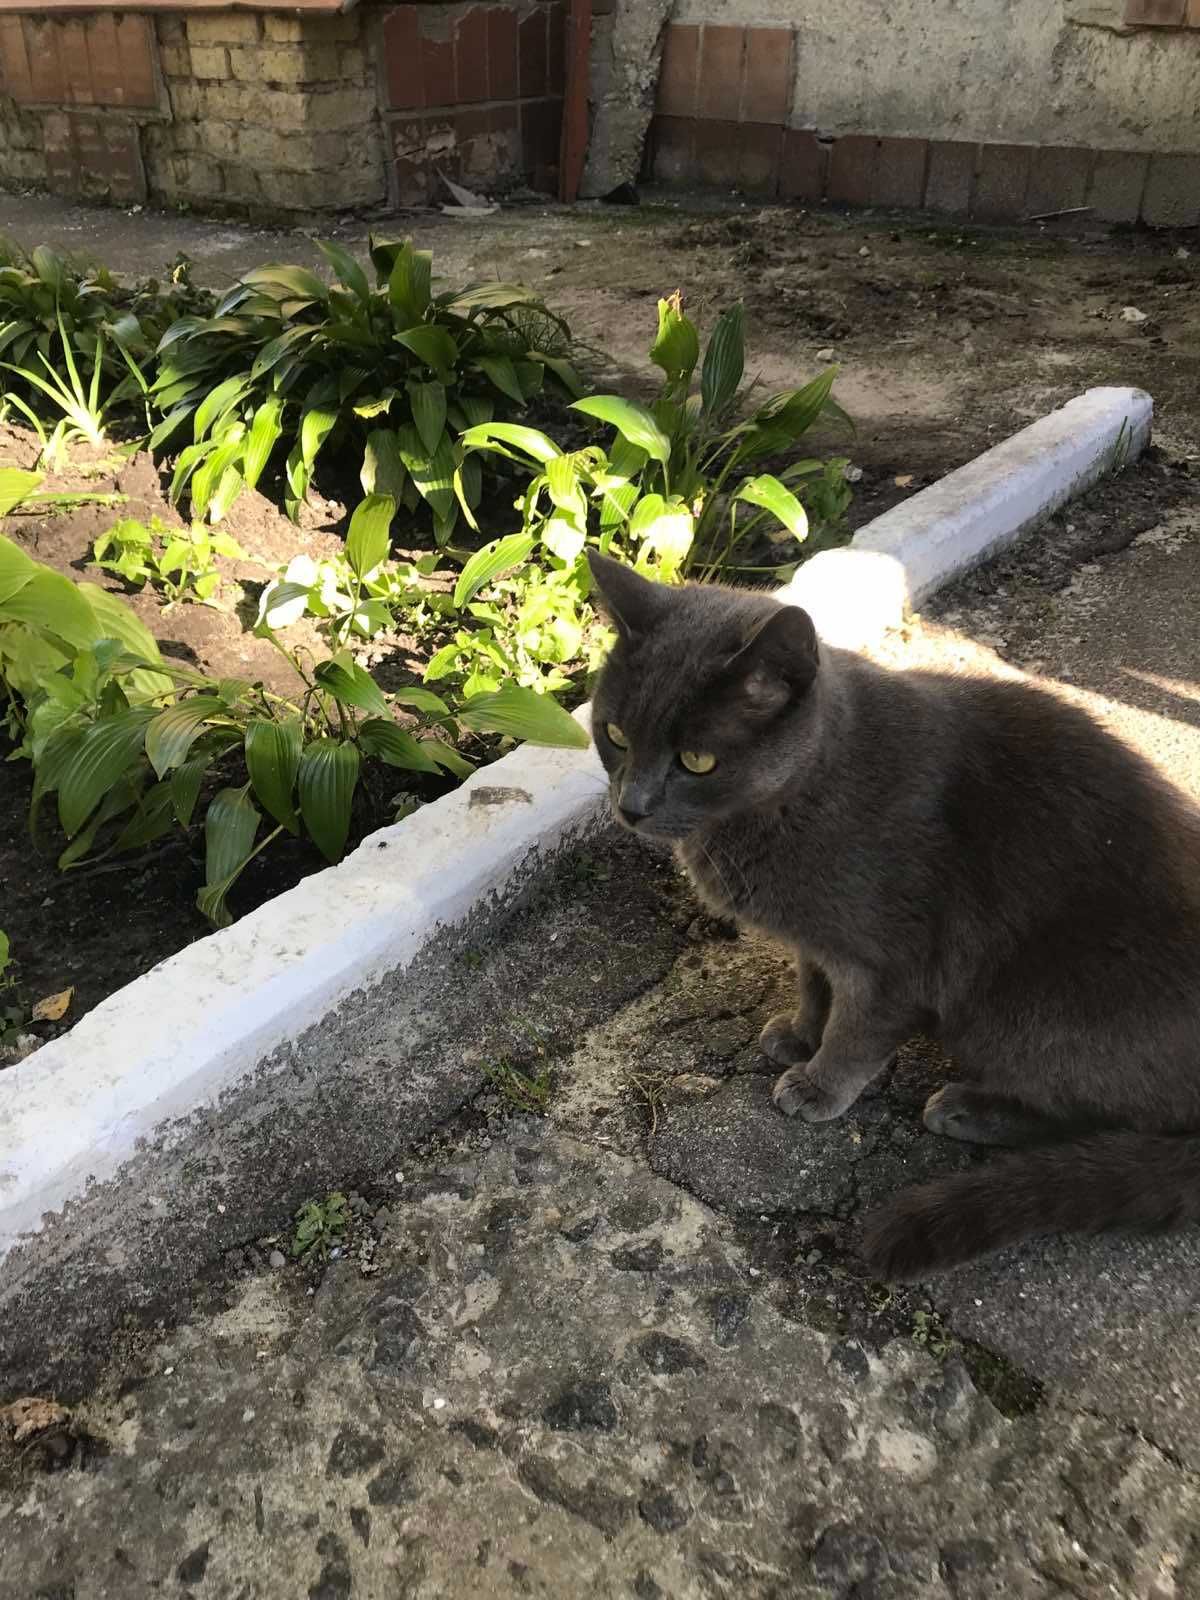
[679,750,717,774]
[606,723,629,749]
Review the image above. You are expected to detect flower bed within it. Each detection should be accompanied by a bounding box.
[0,238,851,1054]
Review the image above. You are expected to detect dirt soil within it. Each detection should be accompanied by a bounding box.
[0,425,459,1034]
[1,189,1196,1043]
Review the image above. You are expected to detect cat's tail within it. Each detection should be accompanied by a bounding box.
[860,1131,1200,1280]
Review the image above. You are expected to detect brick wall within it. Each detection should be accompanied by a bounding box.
[0,4,566,218]
[379,1,567,206]
[648,18,1200,228]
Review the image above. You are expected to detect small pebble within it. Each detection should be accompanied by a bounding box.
[269,1249,286,1269]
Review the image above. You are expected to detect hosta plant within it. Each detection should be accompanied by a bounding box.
[1,498,586,927]
[150,237,583,541]
[430,295,853,697]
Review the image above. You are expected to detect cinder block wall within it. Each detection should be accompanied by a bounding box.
[647,0,1200,226]
[0,4,566,218]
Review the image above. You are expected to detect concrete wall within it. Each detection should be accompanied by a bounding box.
[670,0,1200,153]
[649,0,1200,225]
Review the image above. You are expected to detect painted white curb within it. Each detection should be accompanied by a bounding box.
[0,718,607,1256]
[0,384,1152,1263]
[780,385,1152,650]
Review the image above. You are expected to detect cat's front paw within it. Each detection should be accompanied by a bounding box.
[772,1067,853,1123]
[759,1011,818,1067]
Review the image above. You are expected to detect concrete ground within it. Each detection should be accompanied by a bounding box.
[2,194,1200,1598]
[5,475,1200,1599]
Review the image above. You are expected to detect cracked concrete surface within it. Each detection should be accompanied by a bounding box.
[4,470,1200,1597]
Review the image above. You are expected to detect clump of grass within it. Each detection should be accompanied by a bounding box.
[290,1191,349,1260]
[481,1059,553,1114]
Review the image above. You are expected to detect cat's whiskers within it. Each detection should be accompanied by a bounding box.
[698,837,750,912]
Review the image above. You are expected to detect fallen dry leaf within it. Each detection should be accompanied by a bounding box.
[894,474,915,488]
[31,988,73,1022]
[0,1397,71,1444]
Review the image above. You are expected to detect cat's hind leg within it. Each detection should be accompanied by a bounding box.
[759,962,832,1066]
[923,1082,1072,1147]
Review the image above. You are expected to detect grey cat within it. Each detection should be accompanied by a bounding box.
[586,550,1200,1278]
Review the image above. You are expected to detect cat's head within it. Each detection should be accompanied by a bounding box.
[587,551,820,842]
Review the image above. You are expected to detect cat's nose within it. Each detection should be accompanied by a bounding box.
[617,781,653,826]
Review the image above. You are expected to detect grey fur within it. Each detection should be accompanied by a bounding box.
[587,551,1200,1278]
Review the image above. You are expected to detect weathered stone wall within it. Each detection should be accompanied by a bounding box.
[145,12,385,214]
[0,4,565,219]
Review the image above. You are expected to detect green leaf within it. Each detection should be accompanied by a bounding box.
[31,245,65,291]
[539,355,586,399]
[475,354,526,405]
[398,425,456,525]
[243,395,285,490]
[209,466,244,523]
[242,263,329,303]
[649,294,700,389]
[80,586,168,688]
[821,392,855,433]
[442,281,539,311]
[358,717,442,773]
[734,474,809,539]
[59,779,136,870]
[392,686,449,715]
[570,396,670,466]
[194,374,250,443]
[410,380,447,456]
[629,494,694,574]
[170,746,217,827]
[458,421,561,464]
[197,784,261,928]
[457,683,589,748]
[0,530,36,602]
[454,531,536,608]
[249,324,314,381]
[701,303,745,417]
[300,403,337,471]
[244,716,302,832]
[360,429,407,502]
[0,930,9,980]
[3,568,97,649]
[419,738,473,778]
[298,738,360,862]
[0,467,44,516]
[394,324,458,373]
[542,516,585,565]
[388,243,433,323]
[750,369,839,444]
[145,694,225,778]
[147,404,195,453]
[57,706,156,837]
[317,239,371,303]
[191,431,245,521]
[112,779,177,853]
[314,657,390,717]
[344,492,395,580]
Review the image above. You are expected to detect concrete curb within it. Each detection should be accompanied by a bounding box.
[0,384,1151,1264]
[781,384,1152,649]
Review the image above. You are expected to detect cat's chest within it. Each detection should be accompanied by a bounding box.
[678,817,797,927]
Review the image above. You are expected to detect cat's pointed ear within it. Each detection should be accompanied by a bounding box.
[724,603,819,711]
[586,550,669,639]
